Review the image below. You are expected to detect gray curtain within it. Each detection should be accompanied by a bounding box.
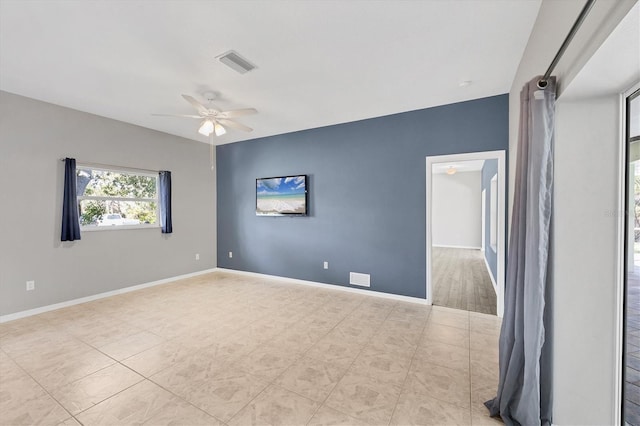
[61,157,81,241]
[159,171,172,234]
[485,76,555,425]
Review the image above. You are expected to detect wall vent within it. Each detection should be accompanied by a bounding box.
[216,50,257,74]
[349,272,370,287]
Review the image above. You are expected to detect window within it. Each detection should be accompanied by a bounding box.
[76,165,159,229]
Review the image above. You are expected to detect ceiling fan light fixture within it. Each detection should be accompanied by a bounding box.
[198,119,214,136]
[214,121,226,136]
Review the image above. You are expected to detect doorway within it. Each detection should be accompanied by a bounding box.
[426,150,506,317]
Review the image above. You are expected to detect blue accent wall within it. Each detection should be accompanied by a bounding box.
[482,158,499,283]
[217,95,508,299]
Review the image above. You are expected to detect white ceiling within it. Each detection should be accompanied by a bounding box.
[0,0,541,145]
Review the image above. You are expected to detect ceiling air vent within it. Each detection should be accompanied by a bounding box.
[216,50,257,74]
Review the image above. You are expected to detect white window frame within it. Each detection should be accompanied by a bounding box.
[77,164,160,231]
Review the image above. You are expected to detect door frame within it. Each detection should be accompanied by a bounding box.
[426,150,506,317]
[619,82,640,424]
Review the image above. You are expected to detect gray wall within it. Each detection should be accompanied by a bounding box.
[482,159,498,282]
[0,91,217,316]
[432,171,481,248]
[217,95,508,299]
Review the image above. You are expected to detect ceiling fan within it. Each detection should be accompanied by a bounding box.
[153,94,257,137]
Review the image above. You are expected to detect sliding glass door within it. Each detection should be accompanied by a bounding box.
[624,88,640,425]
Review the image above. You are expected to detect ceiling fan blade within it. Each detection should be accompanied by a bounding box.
[218,118,253,132]
[217,108,258,118]
[151,113,203,118]
[181,94,209,115]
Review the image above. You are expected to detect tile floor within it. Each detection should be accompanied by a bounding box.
[627,267,640,425]
[0,272,504,425]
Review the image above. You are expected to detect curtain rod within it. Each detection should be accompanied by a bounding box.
[60,158,159,175]
[537,0,596,89]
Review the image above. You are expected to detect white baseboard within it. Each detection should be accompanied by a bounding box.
[0,268,218,323]
[483,255,498,295]
[215,268,430,305]
[433,244,482,250]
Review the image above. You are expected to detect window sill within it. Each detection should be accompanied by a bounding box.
[81,225,161,232]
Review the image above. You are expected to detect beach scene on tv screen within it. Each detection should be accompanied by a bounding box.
[257,176,306,215]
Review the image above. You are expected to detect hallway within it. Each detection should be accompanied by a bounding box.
[432,247,497,315]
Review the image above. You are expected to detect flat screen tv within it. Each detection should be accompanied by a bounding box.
[256,175,307,216]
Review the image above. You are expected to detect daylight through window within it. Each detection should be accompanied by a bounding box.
[76,165,159,229]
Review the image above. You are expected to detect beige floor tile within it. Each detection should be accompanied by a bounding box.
[302,316,341,334]
[233,345,300,381]
[269,329,325,355]
[469,313,502,336]
[9,339,89,372]
[390,390,472,425]
[1,390,70,426]
[1,350,34,384]
[380,317,426,334]
[429,310,470,330]
[228,384,319,426]
[142,399,223,425]
[349,347,411,386]
[130,317,193,338]
[344,309,388,327]
[274,356,346,402]
[0,370,48,409]
[390,303,431,319]
[150,352,224,397]
[183,367,270,422]
[75,380,176,425]
[367,330,418,358]
[307,405,368,426]
[2,332,88,362]
[71,320,143,348]
[422,322,470,349]
[326,323,375,346]
[405,361,471,409]
[97,331,165,360]
[471,332,500,354]
[198,336,261,365]
[306,336,363,368]
[471,355,499,379]
[244,320,288,341]
[324,370,401,424]
[471,365,499,405]
[58,417,82,425]
[50,363,144,415]
[0,272,503,426]
[21,348,116,391]
[413,340,470,372]
[471,401,504,425]
[121,339,196,377]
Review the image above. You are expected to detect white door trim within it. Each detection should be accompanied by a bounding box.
[426,150,506,317]
[481,188,486,252]
[616,82,640,425]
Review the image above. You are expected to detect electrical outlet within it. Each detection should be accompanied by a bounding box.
[323,261,329,269]
[229,251,233,258]
[26,280,35,291]
[195,253,200,260]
